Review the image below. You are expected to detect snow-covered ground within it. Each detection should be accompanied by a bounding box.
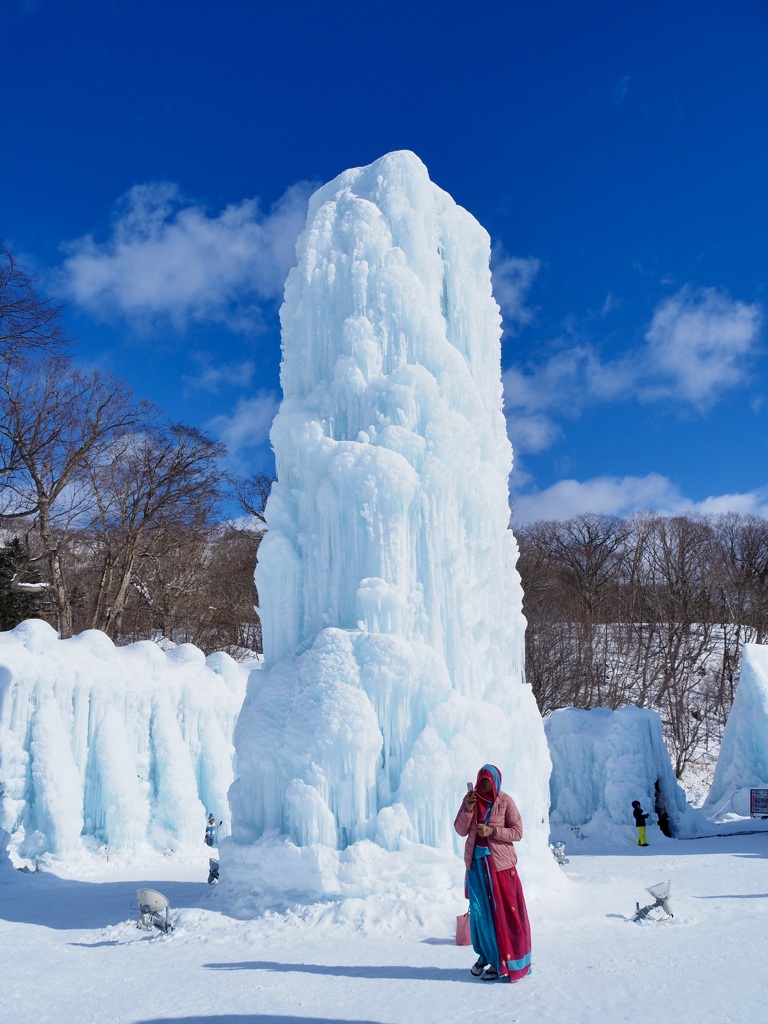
[3,819,767,1024]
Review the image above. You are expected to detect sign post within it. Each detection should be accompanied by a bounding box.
[749,789,768,817]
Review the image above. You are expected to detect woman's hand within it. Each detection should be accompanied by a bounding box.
[476,823,493,838]
[465,789,477,812]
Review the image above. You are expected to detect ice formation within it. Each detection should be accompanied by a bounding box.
[227,151,552,900]
[705,643,768,816]
[546,706,705,839]
[0,619,248,861]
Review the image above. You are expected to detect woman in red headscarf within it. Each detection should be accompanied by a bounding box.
[454,764,532,982]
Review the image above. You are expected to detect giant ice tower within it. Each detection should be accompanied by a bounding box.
[227,151,551,897]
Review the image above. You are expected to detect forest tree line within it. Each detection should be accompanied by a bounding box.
[516,510,768,775]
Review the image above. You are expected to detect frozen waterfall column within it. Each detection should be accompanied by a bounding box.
[632,801,649,846]
[227,150,553,899]
[454,765,532,983]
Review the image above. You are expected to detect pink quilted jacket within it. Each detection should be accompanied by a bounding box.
[454,790,523,872]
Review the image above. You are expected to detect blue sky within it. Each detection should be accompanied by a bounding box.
[2,0,767,522]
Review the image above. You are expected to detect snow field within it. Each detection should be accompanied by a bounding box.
[2,830,767,1024]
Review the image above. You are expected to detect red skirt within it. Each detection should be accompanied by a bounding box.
[470,854,532,981]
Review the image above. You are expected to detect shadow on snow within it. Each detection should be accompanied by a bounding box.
[0,872,209,929]
[205,960,471,983]
[134,1017,388,1024]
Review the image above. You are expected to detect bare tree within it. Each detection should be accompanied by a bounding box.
[83,423,226,639]
[517,520,577,713]
[230,471,274,523]
[109,520,261,656]
[0,354,148,636]
[1,246,70,487]
[716,513,768,644]
[121,523,213,644]
[0,244,68,363]
[517,514,632,711]
[201,525,263,654]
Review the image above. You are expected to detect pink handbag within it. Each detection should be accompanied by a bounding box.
[455,911,471,945]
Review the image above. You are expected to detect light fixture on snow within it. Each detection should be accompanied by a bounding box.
[136,888,174,933]
[549,841,569,865]
[632,880,673,922]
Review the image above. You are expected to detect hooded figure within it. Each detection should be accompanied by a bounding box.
[454,764,532,983]
[205,815,221,847]
[632,800,649,846]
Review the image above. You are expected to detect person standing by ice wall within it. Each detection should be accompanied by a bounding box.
[205,814,221,847]
[632,800,650,846]
[227,151,553,900]
[455,765,532,983]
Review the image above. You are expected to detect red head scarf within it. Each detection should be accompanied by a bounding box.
[474,764,501,824]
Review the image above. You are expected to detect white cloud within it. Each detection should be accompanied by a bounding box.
[693,490,768,518]
[208,390,280,462]
[60,181,314,330]
[505,345,632,413]
[502,284,763,455]
[510,473,768,525]
[491,247,540,333]
[182,357,257,394]
[503,345,634,454]
[511,473,682,523]
[640,286,762,407]
[506,410,563,455]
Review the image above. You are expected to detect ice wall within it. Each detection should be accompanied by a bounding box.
[0,826,8,873]
[0,620,248,862]
[227,151,552,900]
[546,706,705,839]
[705,643,768,816]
